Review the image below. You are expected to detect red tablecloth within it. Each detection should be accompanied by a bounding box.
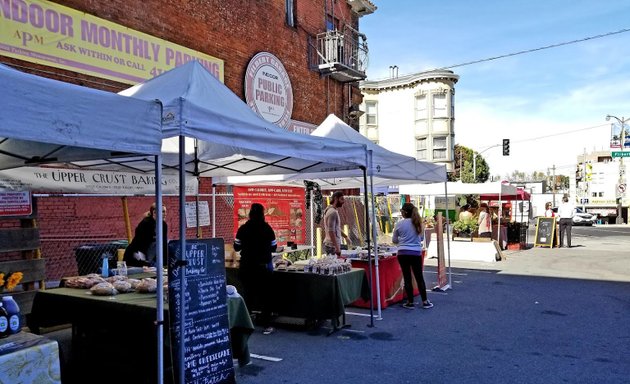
[350,256,419,309]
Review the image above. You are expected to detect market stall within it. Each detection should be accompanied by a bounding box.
[225,267,369,334]
[217,114,448,318]
[0,63,165,382]
[27,287,254,376]
[4,62,372,383]
[400,182,518,262]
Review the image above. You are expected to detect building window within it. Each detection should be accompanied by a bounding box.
[450,91,455,118]
[366,101,377,126]
[286,0,296,27]
[415,95,427,120]
[433,93,447,118]
[416,137,427,160]
[433,136,447,159]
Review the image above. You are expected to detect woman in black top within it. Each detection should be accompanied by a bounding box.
[234,203,277,335]
[124,203,168,267]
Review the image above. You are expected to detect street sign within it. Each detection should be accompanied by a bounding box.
[611,151,630,158]
[618,183,627,195]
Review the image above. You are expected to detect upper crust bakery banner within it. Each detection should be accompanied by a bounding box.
[233,185,305,245]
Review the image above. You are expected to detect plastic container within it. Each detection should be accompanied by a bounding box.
[2,296,21,334]
[0,303,8,338]
[101,255,109,277]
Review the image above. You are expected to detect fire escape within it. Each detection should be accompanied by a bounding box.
[311,24,368,83]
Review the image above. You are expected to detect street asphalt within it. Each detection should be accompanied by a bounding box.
[235,224,630,384]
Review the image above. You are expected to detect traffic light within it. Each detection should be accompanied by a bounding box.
[502,139,510,156]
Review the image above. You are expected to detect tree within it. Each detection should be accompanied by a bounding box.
[449,144,490,183]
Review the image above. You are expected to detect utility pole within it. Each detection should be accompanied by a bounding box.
[606,115,627,224]
[583,148,587,212]
[552,164,556,207]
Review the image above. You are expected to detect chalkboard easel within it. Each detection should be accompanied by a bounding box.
[534,217,557,248]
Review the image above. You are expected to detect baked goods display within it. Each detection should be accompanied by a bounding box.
[65,273,164,296]
[65,274,106,289]
[135,278,157,293]
[303,256,352,275]
[112,280,134,293]
[90,282,118,296]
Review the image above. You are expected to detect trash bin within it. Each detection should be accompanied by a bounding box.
[74,241,128,276]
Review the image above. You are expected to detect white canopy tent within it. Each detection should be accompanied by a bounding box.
[400,181,518,197]
[2,62,372,383]
[0,64,162,170]
[401,181,518,258]
[216,114,449,319]
[116,61,370,383]
[61,61,369,176]
[0,64,167,381]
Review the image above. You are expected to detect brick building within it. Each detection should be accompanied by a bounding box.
[0,0,376,279]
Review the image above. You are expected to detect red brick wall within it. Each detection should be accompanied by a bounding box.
[6,0,362,123]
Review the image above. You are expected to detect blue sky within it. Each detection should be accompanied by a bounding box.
[360,0,630,177]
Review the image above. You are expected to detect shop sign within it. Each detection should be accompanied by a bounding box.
[244,52,293,128]
[0,167,198,195]
[233,185,305,245]
[184,201,210,228]
[0,191,32,216]
[434,196,457,209]
[0,0,224,84]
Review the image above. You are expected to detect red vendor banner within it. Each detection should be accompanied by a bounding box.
[233,186,306,245]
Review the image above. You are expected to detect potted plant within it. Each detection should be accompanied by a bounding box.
[452,217,479,239]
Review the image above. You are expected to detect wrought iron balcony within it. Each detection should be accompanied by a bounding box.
[311,27,368,83]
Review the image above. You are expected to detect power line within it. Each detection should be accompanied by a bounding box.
[438,28,630,71]
[512,123,609,144]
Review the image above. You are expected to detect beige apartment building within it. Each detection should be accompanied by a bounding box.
[359,69,459,172]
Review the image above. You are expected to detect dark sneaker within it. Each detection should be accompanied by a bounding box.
[263,327,275,335]
[402,302,415,310]
[422,301,434,309]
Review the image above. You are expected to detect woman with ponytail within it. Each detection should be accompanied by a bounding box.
[392,202,433,309]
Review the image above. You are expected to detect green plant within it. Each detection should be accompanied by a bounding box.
[422,209,436,228]
[452,217,479,234]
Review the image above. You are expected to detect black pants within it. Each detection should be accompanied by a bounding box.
[397,254,428,303]
[559,218,572,247]
[239,265,273,327]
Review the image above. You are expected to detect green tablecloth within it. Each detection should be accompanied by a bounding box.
[227,267,369,320]
[28,288,254,366]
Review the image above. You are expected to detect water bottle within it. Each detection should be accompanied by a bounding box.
[0,303,8,339]
[2,296,21,334]
[101,254,109,277]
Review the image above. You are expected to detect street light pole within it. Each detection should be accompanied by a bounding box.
[605,114,627,224]
[473,144,501,183]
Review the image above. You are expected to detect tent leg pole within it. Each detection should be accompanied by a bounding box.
[155,155,164,384]
[369,176,382,320]
[362,167,374,327]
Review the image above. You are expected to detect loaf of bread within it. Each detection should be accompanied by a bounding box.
[90,282,118,296]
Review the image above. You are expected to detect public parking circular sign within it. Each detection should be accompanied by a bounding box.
[244,52,293,128]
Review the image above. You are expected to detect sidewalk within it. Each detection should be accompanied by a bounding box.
[424,227,630,283]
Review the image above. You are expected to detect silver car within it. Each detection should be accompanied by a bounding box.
[552,207,596,226]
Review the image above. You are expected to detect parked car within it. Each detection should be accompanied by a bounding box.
[551,207,596,226]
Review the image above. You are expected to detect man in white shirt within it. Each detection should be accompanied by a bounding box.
[557,196,576,248]
[323,191,349,256]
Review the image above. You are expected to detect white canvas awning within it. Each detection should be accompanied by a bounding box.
[0,64,162,170]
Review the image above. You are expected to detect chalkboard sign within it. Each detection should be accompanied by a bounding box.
[168,238,235,384]
[534,217,556,248]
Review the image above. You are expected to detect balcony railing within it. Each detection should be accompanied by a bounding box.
[311,27,368,82]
